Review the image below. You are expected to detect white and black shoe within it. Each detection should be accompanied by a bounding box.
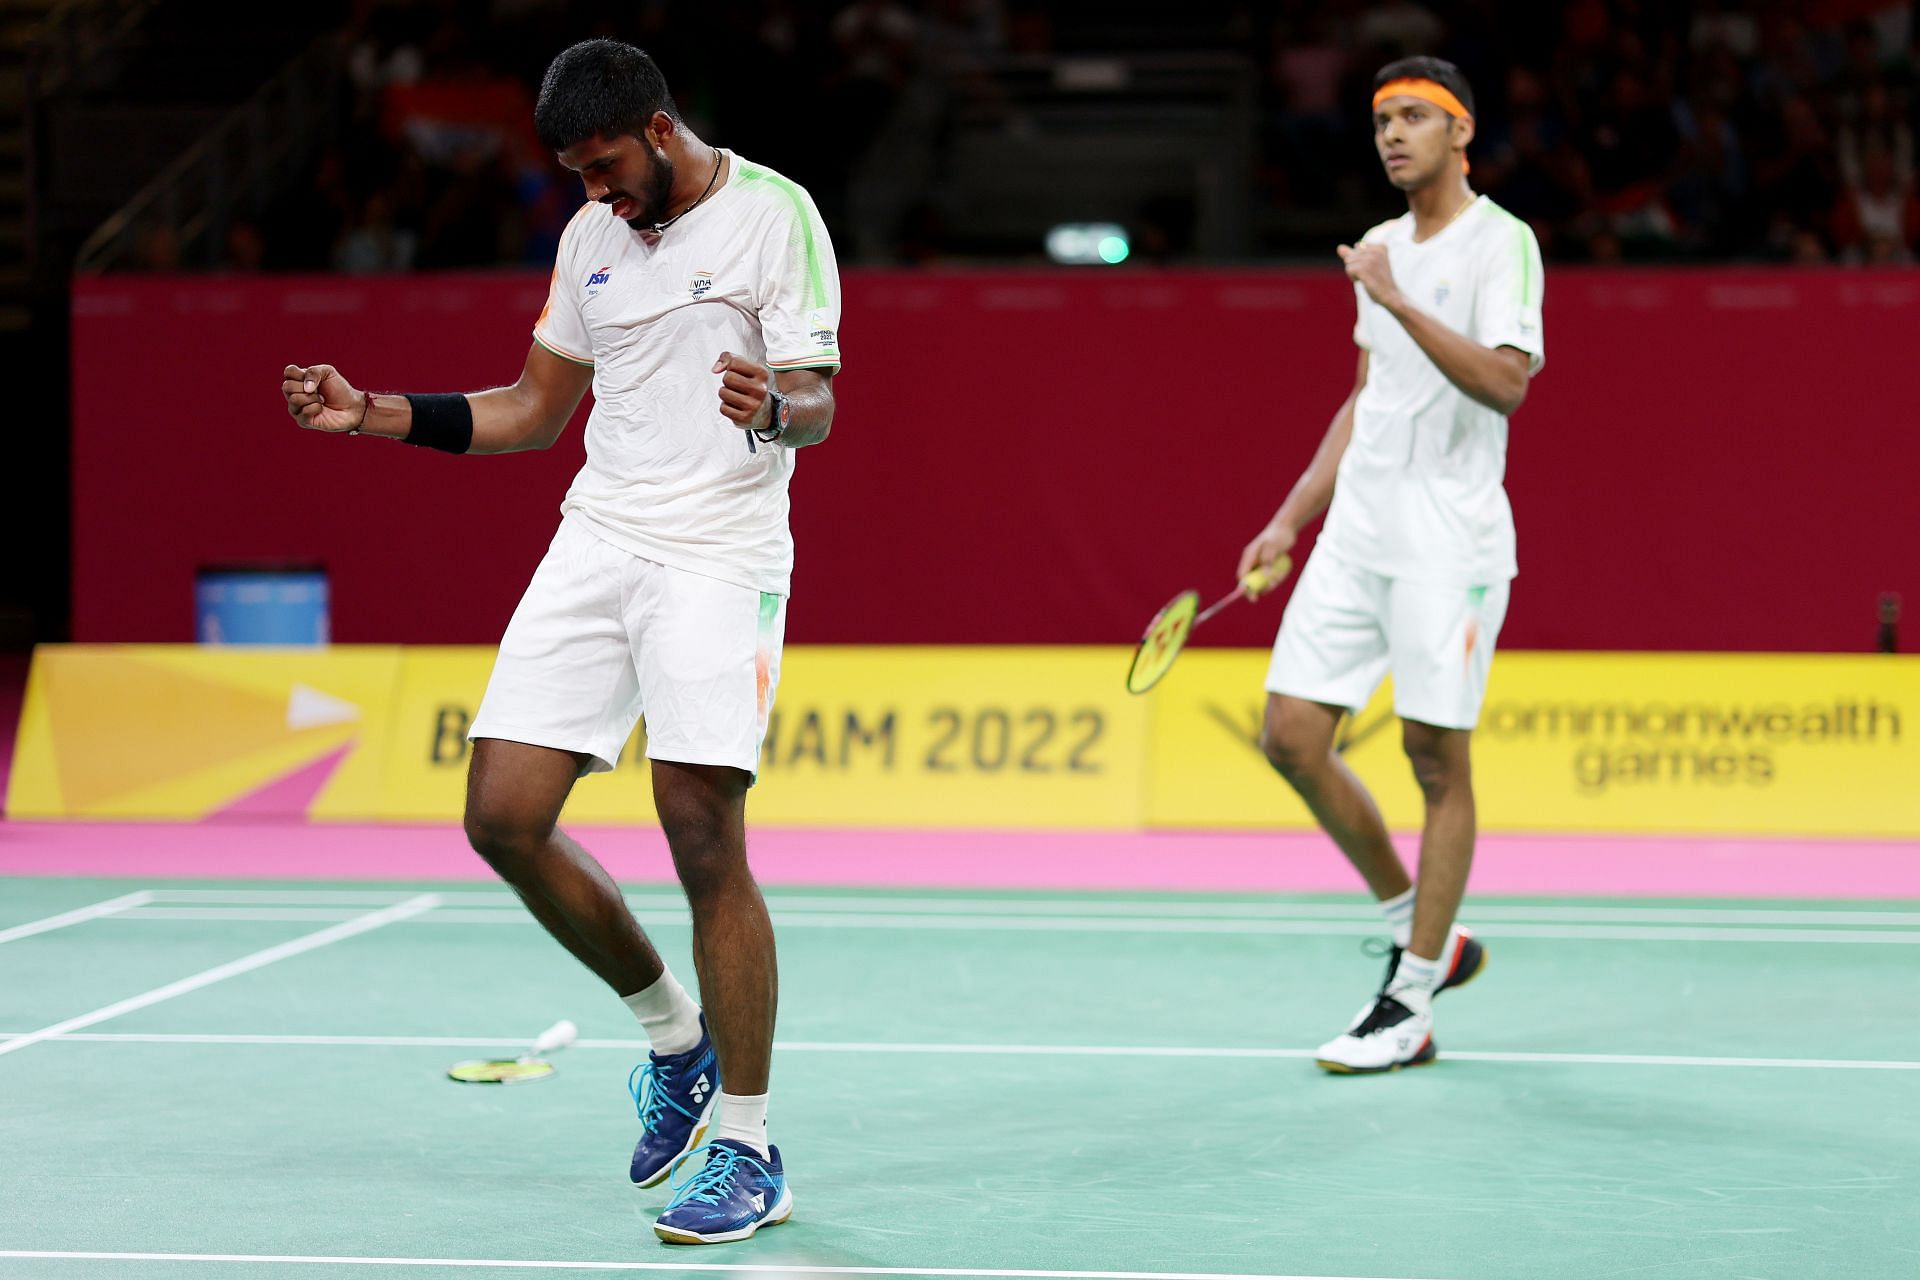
[1315,930,1486,1074]
[1314,991,1436,1074]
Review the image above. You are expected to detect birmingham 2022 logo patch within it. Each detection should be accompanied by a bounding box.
[808,307,837,348]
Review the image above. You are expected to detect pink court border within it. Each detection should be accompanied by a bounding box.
[3,820,1918,898]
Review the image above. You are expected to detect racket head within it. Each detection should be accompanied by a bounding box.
[1127,590,1199,694]
[447,1057,557,1085]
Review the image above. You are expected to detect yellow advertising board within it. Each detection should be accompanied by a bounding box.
[7,645,401,820]
[1142,649,1418,830]
[377,645,1149,828]
[9,645,1917,835]
[1477,653,1917,835]
[1144,650,1920,837]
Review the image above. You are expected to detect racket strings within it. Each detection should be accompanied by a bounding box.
[1127,591,1198,693]
[1126,557,1293,695]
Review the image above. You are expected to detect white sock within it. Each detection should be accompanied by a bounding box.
[712,1090,769,1157]
[1389,950,1440,1014]
[620,970,703,1057]
[1380,887,1416,949]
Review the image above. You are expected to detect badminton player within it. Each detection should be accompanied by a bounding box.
[280,39,839,1242]
[1236,56,1544,1073]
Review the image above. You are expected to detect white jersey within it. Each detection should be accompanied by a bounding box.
[1318,195,1543,585]
[533,151,842,596]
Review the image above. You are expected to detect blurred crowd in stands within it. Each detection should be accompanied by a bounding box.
[185,0,1919,270]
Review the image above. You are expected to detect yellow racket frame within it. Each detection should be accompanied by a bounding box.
[1126,591,1199,694]
[1125,557,1292,695]
[447,1057,557,1084]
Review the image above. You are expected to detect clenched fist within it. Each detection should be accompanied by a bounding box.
[282,364,367,433]
[712,351,774,432]
[1337,243,1401,309]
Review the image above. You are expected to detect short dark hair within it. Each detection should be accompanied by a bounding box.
[534,39,680,153]
[1372,56,1475,118]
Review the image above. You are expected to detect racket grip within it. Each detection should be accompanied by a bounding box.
[530,1019,578,1056]
[1240,555,1293,598]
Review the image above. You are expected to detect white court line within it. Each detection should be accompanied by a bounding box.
[142,888,1920,926]
[12,1031,1917,1071]
[0,894,440,1060]
[147,889,433,906]
[0,890,153,945]
[117,907,390,922]
[0,1251,1432,1279]
[95,905,1920,944]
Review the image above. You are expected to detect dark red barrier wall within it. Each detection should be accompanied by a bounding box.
[72,268,1915,650]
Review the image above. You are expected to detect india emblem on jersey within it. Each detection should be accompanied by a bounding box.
[690,271,714,299]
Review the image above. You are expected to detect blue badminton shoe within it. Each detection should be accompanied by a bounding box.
[654,1139,793,1244]
[628,1024,719,1189]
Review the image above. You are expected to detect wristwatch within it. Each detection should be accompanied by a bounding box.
[753,390,791,444]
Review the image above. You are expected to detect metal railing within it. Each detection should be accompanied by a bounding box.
[74,34,342,274]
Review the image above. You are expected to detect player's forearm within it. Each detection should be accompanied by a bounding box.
[774,381,834,449]
[1271,392,1357,533]
[1382,299,1528,414]
[1381,296,1528,414]
[354,387,560,455]
[467,384,570,454]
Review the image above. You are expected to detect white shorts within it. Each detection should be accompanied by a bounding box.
[470,517,786,777]
[1265,548,1510,731]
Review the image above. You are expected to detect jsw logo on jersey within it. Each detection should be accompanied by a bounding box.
[585,265,613,294]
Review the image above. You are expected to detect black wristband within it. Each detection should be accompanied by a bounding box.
[402,393,474,454]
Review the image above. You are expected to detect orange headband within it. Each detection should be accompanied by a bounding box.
[1372,78,1471,120]
[1372,78,1472,171]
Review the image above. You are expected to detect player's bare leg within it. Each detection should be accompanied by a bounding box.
[1265,704,1486,1073]
[463,737,667,994]
[653,760,778,1146]
[467,738,721,1187]
[1260,693,1413,898]
[1402,719,1476,962]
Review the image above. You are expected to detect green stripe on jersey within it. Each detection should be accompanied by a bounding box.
[1486,200,1544,307]
[737,162,829,310]
[1519,222,1538,306]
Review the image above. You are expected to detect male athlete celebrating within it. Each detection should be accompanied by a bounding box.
[1237,56,1543,1074]
[280,40,840,1243]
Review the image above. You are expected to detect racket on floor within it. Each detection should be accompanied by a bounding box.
[447,1019,579,1084]
[1126,556,1292,694]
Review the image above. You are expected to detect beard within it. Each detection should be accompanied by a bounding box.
[613,148,677,227]
[1386,152,1449,191]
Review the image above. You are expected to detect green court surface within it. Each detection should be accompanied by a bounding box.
[2,879,1917,1279]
